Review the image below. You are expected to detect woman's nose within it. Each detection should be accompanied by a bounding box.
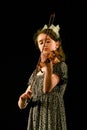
[44,41,47,46]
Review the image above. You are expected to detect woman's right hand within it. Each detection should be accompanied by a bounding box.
[18,86,32,109]
[20,89,32,100]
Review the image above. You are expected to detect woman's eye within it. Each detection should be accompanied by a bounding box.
[39,42,43,45]
[46,40,50,43]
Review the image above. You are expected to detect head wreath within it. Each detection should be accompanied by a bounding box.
[42,24,60,38]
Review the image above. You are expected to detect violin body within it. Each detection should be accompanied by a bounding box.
[38,50,61,70]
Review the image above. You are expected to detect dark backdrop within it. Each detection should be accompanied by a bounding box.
[0,0,87,130]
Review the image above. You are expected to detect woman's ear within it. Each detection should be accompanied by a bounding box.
[56,41,61,49]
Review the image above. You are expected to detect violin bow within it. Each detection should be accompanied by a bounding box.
[28,13,55,90]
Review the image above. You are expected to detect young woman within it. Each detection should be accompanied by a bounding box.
[18,24,68,130]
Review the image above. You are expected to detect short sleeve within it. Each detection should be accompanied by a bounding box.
[53,62,68,85]
[27,69,37,87]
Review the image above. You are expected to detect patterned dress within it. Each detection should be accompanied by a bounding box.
[27,61,68,130]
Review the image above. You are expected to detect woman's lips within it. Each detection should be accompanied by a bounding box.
[43,47,48,51]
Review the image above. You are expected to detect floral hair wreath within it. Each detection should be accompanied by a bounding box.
[42,24,60,38]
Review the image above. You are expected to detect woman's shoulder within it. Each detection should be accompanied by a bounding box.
[54,61,67,68]
[53,61,68,75]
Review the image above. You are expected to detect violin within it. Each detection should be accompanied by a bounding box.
[38,50,61,69]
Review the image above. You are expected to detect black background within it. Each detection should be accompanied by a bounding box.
[0,0,87,130]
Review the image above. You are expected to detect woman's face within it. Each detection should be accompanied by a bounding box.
[37,33,60,53]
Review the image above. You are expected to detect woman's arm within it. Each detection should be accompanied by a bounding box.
[43,61,60,93]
